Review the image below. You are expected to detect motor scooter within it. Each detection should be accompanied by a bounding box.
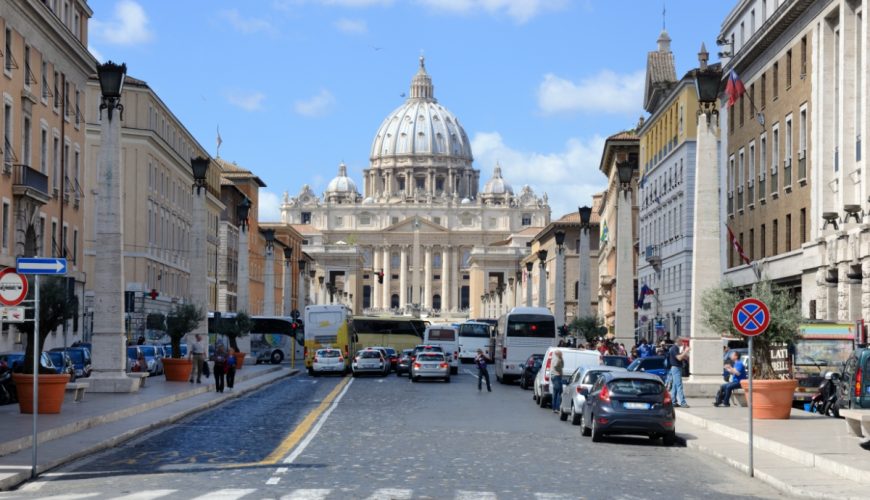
[809,371,840,417]
[0,361,17,405]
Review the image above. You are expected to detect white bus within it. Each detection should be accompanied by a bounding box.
[457,321,494,363]
[494,307,557,384]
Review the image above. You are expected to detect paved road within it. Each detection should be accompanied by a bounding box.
[1,368,786,499]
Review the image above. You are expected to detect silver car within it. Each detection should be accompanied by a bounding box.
[352,349,388,377]
[410,352,450,383]
[559,365,626,425]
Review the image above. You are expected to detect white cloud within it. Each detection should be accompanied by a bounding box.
[471,131,607,217]
[334,18,368,35]
[89,46,104,63]
[417,0,567,23]
[218,9,277,35]
[294,89,336,117]
[274,0,393,11]
[90,0,153,45]
[537,70,644,115]
[225,91,266,112]
[258,190,283,222]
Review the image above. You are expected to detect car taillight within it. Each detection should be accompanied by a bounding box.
[599,384,611,403]
[414,363,421,369]
[856,368,863,397]
[663,389,672,406]
[502,347,507,359]
[439,363,448,368]
[544,356,551,381]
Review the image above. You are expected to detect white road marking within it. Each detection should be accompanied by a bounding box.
[535,494,581,500]
[110,491,178,500]
[282,378,355,464]
[275,467,289,474]
[266,477,281,485]
[22,495,99,500]
[189,489,256,500]
[280,490,331,500]
[364,489,413,500]
[456,491,497,500]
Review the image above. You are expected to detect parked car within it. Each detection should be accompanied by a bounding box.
[51,347,92,378]
[383,347,399,372]
[0,352,57,373]
[396,349,414,376]
[580,371,676,445]
[311,348,346,376]
[423,324,460,374]
[410,352,450,383]
[837,347,870,409]
[627,356,668,381]
[163,343,188,358]
[127,345,163,376]
[365,347,393,375]
[601,355,631,368]
[45,351,76,380]
[534,348,601,408]
[352,349,388,377]
[407,345,446,377]
[519,354,544,390]
[559,365,627,424]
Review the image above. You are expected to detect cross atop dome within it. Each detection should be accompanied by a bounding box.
[410,56,435,101]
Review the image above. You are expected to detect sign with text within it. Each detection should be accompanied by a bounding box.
[0,268,28,306]
[768,342,792,380]
[0,306,25,323]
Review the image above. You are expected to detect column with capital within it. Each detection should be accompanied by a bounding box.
[423,246,433,309]
[452,246,461,310]
[537,250,548,308]
[382,247,392,309]
[399,246,408,309]
[372,247,382,310]
[441,247,451,312]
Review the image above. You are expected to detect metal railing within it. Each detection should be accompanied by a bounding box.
[13,164,49,196]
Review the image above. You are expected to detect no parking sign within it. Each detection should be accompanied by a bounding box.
[732,297,770,337]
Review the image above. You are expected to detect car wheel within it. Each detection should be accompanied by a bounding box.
[570,405,582,426]
[591,415,603,442]
[445,376,451,383]
[581,411,592,437]
[451,367,458,375]
[519,376,527,390]
[411,376,418,383]
[559,408,568,421]
[662,432,676,446]
[538,394,548,408]
[270,351,284,364]
[352,372,357,378]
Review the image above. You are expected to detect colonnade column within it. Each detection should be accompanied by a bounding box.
[424,247,433,309]
[525,262,533,307]
[537,251,548,308]
[452,247,460,310]
[399,246,408,309]
[441,246,451,312]
[382,247,392,309]
[372,247,382,310]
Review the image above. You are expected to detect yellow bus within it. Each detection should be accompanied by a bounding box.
[350,316,427,353]
[304,305,354,374]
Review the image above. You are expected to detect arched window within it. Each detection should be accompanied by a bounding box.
[391,294,400,310]
[432,294,442,311]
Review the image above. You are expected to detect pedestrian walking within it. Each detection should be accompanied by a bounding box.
[714,351,747,407]
[213,345,227,393]
[226,347,237,391]
[474,348,492,392]
[189,334,206,384]
[667,337,691,408]
[550,350,564,413]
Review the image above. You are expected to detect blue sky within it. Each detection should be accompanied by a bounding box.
[87,0,734,220]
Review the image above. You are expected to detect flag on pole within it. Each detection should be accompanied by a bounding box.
[636,284,655,309]
[725,69,746,108]
[726,224,752,266]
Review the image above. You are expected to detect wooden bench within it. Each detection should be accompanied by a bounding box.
[65,382,89,402]
[127,372,149,389]
[841,409,870,438]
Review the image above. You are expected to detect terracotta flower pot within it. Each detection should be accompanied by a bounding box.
[233,352,246,370]
[740,379,798,419]
[13,373,70,414]
[163,357,193,382]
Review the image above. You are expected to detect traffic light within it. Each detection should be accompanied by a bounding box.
[290,309,300,320]
[149,288,159,300]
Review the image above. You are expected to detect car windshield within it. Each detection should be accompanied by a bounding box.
[47,352,64,365]
[603,356,629,368]
[384,348,397,356]
[318,350,340,357]
[608,379,663,395]
[582,371,608,386]
[66,350,84,363]
[139,346,156,357]
[428,328,457,341]
[418,353,443,361]
[360,351,381,359]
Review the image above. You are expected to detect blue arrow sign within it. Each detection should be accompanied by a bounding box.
[16,257,67,275]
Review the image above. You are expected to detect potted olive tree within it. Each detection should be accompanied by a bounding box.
[702,279,802,419]
[163,304,204,381]
[13,277,76,414]
[569,315,607,345]
[217,311,253,369]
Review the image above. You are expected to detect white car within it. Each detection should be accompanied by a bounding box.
[311,348,346,376]
[410,352,451,383]
[534,348,601,409]
[423,324,460,374]
[352,349,388,377]
[558,365,627,424]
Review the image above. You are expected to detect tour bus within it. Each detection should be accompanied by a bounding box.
[423,323,460,374]
[350,316,426,353]
[208,314,304,365]
[457,321,495,363]
[304,304,354,373]
[494,307,557,383]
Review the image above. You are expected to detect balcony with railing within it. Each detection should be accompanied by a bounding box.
[644,244,662,270]
[12,164,50,204]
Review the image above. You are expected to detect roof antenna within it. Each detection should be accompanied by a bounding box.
[662,1,667,31]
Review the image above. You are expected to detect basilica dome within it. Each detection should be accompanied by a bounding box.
[326,162,357,194]
[482,164,513,195]
[370,57,473,161]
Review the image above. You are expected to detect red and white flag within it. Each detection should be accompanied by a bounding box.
[725,69,746,108]
[726,224,751,266]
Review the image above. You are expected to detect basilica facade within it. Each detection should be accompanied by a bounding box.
[281,58,550,318]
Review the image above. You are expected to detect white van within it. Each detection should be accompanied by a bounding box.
[533,347,601,408]
[423,324,460,374]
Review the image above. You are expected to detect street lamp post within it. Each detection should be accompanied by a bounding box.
[283,247,293,316]
[497,283,506,316]
[262,229,276,315]
[537,249,548,308]
[298,260,307,310]
[236,197,251,313]
[577,206,593,318]
[189,156,210,343]
[614,156,635,347]
[554,230,566,330]
[525,261,534,307]
[89,61,139,393]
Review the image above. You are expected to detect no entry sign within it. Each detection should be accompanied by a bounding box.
[732,297,770,337]
[0,268,29,306]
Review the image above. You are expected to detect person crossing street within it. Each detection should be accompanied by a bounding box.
[474,348,492,392]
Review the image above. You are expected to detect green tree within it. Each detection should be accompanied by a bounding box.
[166,304,204,359]
[569,315,605,344]
[18,277,77,374]
[215,311,253,351]
[701,280,802,379]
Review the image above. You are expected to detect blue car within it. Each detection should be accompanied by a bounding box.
[627,356,668,381]
[50,347,92,378]
[0,352,57,373]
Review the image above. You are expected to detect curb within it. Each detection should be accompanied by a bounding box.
[0,368,297,491]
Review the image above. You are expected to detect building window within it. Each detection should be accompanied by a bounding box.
[72,228,78,263]
[749,228,755,260]
[772,62,779,100]
[52,136,59,191]
[390,216,399,225]
[760,223,766,258]
[53,71,60,109]
[359,214,371,225]
[4,28,12,73]
[433,216,441,225]
[800,36,807,76]
[521,214,532,226]
[41,60,49,100]
[785,214,792,252]
[301,212,311,224]
[24,45,32,86]
[761,73,767,108]
[74,90,80,126]
[22,115,31,167]
[1,202,8,250]
[334,216,343,227]
[786,50,792,89]
[3,103,12,167]
[40,128,47,173]
[772,219,779,255]
[739,94,745,127]
[51,221,57,256]
[800,208,807,244]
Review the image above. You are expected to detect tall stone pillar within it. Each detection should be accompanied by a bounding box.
[237,226,249,312]
[442,246,451,311]
[399,246,408,309]
[452,247,460,310]
[282,249,293,315]
[525,262,533,307]
[263,244,275,315]
[372,248,382,309]
[838,263,850,321]
[687,101,724,395]
[555,245,566,329]
[507,278,515,314]
[383,247,392,309]
[424,247,433,309]
[614,188,634,346]
[537,251,548,308]
[578,225,592,318]
[90,72,139,392]
[298,261,307,310]
[412,219,421,305]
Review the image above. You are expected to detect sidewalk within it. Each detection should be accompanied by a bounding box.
[0,363,298,490]
[676,398,870,499]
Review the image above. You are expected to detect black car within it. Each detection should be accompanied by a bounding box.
[396,349,414,376]
[519,354,544,390]
[580,371,675,445]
